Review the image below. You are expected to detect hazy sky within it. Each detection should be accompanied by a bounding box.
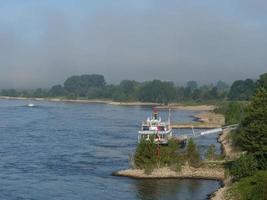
[0,0,267,88]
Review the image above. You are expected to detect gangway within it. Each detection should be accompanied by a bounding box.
[174,124,238,141]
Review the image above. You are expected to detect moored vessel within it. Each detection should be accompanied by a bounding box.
[138,108,172,144]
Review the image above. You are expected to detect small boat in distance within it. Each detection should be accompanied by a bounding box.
[138,108,172,144]
[27,103,35,107]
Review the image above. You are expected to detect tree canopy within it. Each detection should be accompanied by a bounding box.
[237,88,267,153]
[228,79,256,100]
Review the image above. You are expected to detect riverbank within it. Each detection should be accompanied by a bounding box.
[171,111,225,129]
[157,104,216,111]
[0,96,161,106]
[113,164,224,180]
[210,127,242,200]
[0,96,218,110]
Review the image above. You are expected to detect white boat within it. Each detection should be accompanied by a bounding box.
[138,108,172,144]
[27,103,35,107]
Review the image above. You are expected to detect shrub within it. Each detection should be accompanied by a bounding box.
[230,154,258,180]
[254,152,267,170]
[229,171,267,200]
[134,140,157,174]
[134,138,181,174]
[205,144,216,160]
[186,138,202,167]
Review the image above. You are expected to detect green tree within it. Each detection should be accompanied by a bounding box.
[134,140,157,174]
[49,85,66,97]
[237,88,267,153]
[186,138,201,167]
[137,80,176,104]
[230,154,258,180]
[225,102,246,125]
[64,74,106,97]
[205,144,216,160]
[257,72,267,89]
[228,79,256,100]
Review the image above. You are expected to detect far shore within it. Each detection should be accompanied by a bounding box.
[0,96,216,111]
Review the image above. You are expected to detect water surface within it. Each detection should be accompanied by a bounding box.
[0,99,220,200]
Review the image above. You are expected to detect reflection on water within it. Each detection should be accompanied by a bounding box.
[135,179,220,200]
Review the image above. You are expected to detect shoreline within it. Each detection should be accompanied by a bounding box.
[210,126,241,200]
[0,96,216,111]
[113,164,225,181]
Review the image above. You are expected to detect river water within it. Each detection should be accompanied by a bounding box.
[0,99,220,200]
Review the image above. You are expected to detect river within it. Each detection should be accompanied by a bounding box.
[0,99,220,200]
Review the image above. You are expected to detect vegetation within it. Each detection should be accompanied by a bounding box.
[228,171,267,200]
[215,101,247,125]
[186,138,202,167]
[133,137,202,174]
[229,154,258,181]
[205,144,217,160]
[228,79,256,101]
[223,73,267,200]
[0,74,231,103]
[235,88,267,153]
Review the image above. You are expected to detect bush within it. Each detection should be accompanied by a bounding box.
[186,138,202,167]
[134,140,157,174]
[205,144,216,160]
[133,138,181,174]
[229,171,267,200]
[230,154,258,180]
[254,153,267,170]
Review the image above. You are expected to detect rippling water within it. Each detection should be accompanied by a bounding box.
[0,99,220,200]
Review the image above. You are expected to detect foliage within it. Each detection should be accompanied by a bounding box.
[236,88,267,153]
[228,171,267,200]
[225,102,246,125]
[205,144,216,160]
[215,101,247,125]
[64,74,105,97]
[229,154,258,181]
[134,140,157,174]
[137,80,176,104]
[254,153,267,170]
[49,84,66,97]
[257,72,267,89]
[228,79,256,101]
[186,138,202,167]
[133,138,181,174]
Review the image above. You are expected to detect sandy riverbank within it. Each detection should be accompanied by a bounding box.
[0,96,220,111]
[113,164,224,180]
[0,96,161,106]
[157,104,216,111]
[171,111,225,129]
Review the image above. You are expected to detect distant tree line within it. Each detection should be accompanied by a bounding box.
[1,73,266,103]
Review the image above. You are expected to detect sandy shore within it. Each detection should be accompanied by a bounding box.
[113,164,224,180]
[0,96,220,111]
[157,104,216,111]
[171,111,225,129]
[0,96,160,106]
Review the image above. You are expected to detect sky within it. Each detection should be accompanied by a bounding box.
[0,0,267,89]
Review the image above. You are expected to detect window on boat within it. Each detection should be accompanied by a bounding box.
[159,126,165,131]
[143,126,149,131]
